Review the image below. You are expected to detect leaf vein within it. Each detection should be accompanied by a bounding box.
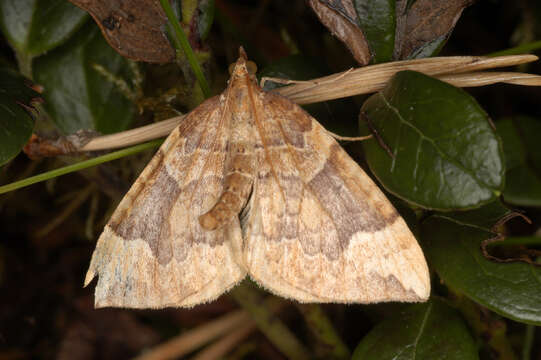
[378,93,492,190]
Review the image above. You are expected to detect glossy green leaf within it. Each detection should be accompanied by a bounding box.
[354,0,396,63]
[33,23,135,134]
[497,117,541,207]
[0,0,87,56]
[352,299,478,360]
[260,55,358,136]
[421,216,541,325]
[360,71,504,210]
[0,67,39,166]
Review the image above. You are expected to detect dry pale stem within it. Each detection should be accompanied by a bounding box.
[133,310,251,360]
[80,55,540,152]
[278,55,540,104]
[189,322,256,360]
[81,117,182,151]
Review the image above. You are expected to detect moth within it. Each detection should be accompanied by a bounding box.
[85,49,430,308]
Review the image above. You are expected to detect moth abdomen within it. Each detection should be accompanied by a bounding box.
[199,145,255,231]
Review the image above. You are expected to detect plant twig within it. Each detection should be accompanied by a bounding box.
[276,55,539,104]
[77,55,540,152]
[81,117,181,151]
[2,55,540,193]
[437,71,541,88]
[229,283,311,360]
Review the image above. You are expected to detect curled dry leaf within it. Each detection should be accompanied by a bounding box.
[23,130,99,159]
[309,0,474,63]
[308,0,371,65]
[394,0,475,59]
[68,0,175,63]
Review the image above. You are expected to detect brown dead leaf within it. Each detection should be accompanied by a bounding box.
[308,0,371,65]
[68,0,175,63]
[309,0,474,64]
[394,0,475,59]
[23,131,98,159]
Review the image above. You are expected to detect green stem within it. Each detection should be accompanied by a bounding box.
[522,325,535,360]
[230,283,311,360]
[296,304,350,359]
[159,0,211,99]
[0,140,162,195]
[486,40,541,57]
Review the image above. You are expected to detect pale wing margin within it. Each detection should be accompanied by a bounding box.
[243,92,430,303]
[85,96,246,308]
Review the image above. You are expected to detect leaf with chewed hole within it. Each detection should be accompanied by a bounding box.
[421,216,541,325]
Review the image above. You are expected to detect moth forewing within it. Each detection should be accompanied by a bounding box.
[240,86,429,303]
[85,50,430,308]
[85,84,247,309]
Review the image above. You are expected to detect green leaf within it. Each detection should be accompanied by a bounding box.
[354,0,396,63]
[0,0,87,56]
[421,216,541,325]
[33,23,135,134]
[360,71,504,210]
[0,67,39,166]
[497,117,541,207]
[352,299,478,360]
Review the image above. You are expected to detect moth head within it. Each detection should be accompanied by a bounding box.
[228,47,258,82]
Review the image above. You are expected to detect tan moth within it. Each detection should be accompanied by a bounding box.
[84,49,430,308]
